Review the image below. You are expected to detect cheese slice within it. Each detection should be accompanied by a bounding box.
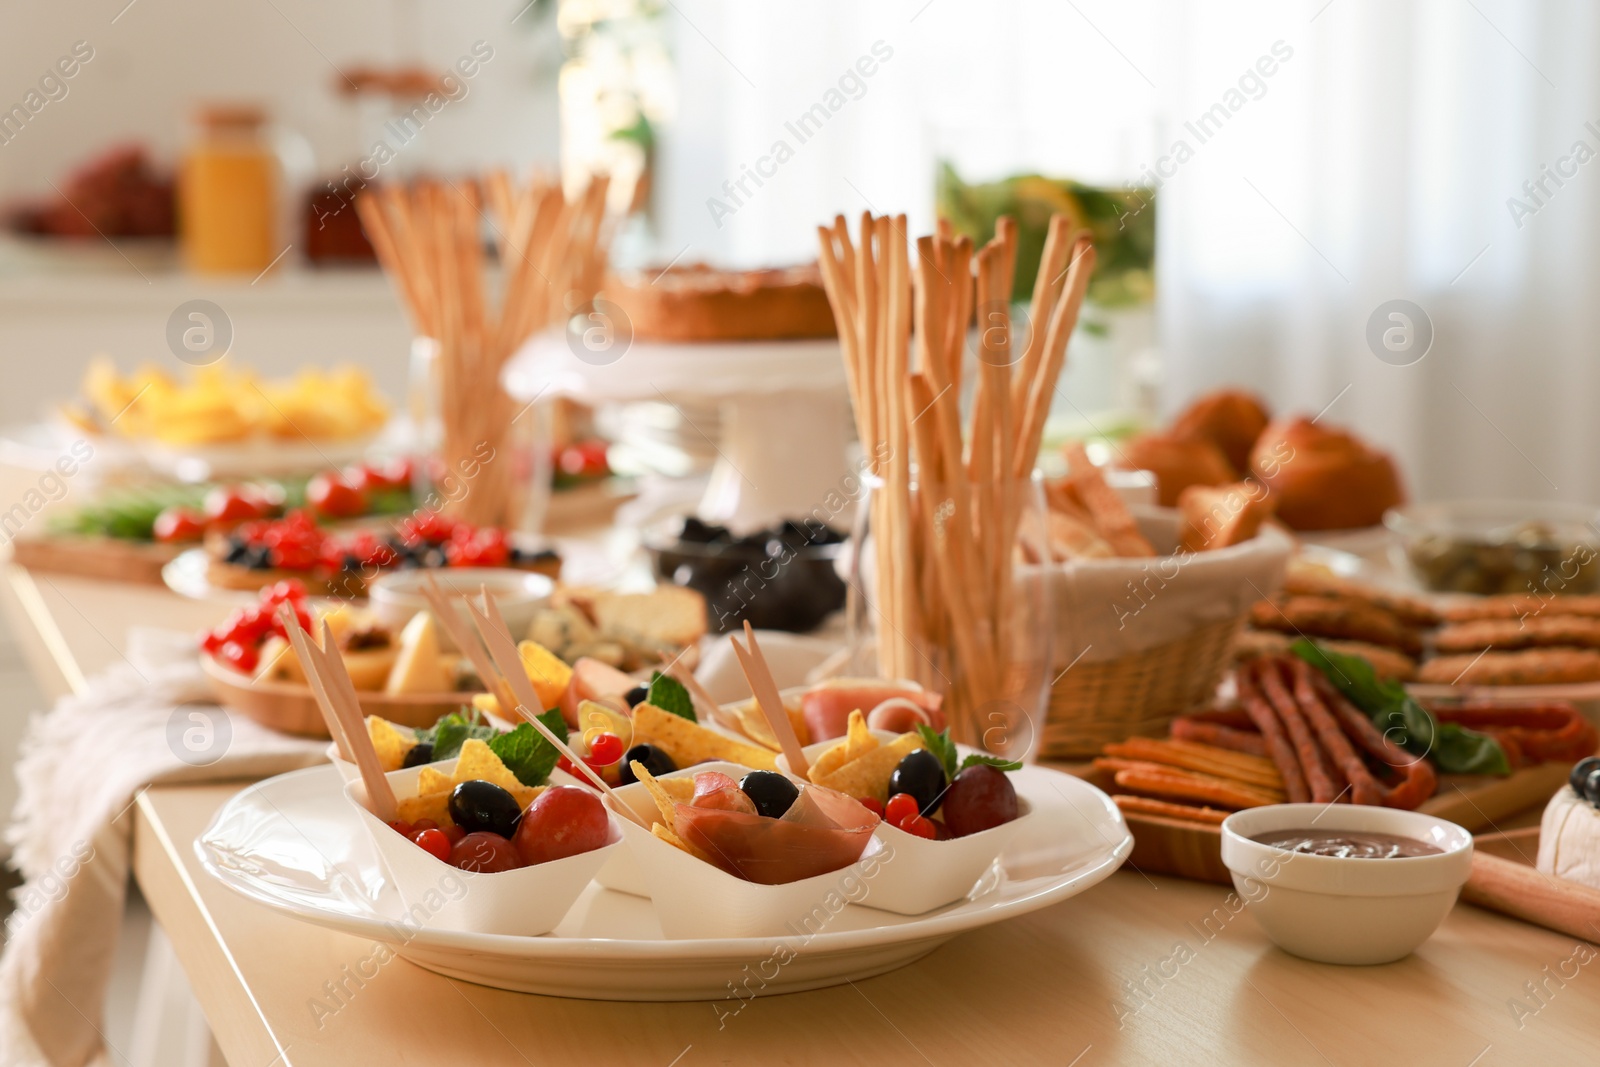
[385,611,451,694]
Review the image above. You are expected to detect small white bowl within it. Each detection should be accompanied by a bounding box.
[345,762,621,937]
[606,761,883,938]
[367,568,553,651]
[1220,804,1474,965]
[780,732,1033,916]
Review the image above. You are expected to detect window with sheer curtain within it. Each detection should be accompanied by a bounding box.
[655,0,1599,503]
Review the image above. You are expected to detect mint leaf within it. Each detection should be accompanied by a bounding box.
[647,671,695,721]
[487,709,569,787]
[418,708,496,761]
[1291,639,1510,776]
[960,753,1022,773]
[916,724,959,781]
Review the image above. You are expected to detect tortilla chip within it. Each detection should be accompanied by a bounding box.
[815,734,925,801]
[650,822,708,860]
[632,761,678,832]
[416,766,455,795]
[396,790,453,828]
[454,739,524,793]
[807,741,854,782]
[631,703,778,770]
[732,701,780,750]
[367,716,415,772]
[844,710,876,761]
[518,640,573,710]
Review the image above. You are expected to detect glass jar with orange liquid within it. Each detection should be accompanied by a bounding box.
[179,104,277,275]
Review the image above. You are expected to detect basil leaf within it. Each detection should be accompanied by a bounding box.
[916,724,959,781]
[1291,639,1510,776]
[646,671,695,721]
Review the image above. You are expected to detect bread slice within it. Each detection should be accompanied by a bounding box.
[1178,481,1274,553]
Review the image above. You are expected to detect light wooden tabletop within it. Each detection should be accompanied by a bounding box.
[135,781,1596,1067]
[4,522,1598,1065]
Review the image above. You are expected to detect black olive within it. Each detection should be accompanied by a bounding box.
[1583,765,1600,808]
[739,770,798,819]
[624,684,650,708]
[421,547,448,568]
[448,780,522,838]
[618,744,676,785]
[244,545,273,569]
[507,545,527,564]
[889,749,948,815]
[223,539,250,564]
[341,553,361,572]
[401,741,435,768]
[1570,757,1599,799]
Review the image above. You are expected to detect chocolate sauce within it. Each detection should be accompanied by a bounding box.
[1248,829,1443,859]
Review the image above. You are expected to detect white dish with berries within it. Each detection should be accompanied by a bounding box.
[196,757,1130,1000]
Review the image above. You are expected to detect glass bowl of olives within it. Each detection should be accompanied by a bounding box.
[1384,499,1600,595]
[644,516,850,634]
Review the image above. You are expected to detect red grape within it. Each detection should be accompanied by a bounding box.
[941,765,1019,838]
[513,786,610,865]
[449,832,524,873]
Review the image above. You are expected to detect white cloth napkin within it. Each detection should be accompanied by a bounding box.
[0,629,326,1067]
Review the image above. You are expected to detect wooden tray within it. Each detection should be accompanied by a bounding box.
[1113,760,1574,886]
[10,534,181,585]
[1464,825,1600,940]
[200,654,480,739]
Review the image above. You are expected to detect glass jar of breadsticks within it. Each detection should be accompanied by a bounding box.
[359,174,610,529]
[818,209,1097,761]
[848,469,1055,762]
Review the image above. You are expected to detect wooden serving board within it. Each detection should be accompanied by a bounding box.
[1110,761,1573,886]
[10,533,181,585]
[201,654,479,739]
[1463,826,1600,941]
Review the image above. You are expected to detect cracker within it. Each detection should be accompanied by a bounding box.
[631,703,778,770]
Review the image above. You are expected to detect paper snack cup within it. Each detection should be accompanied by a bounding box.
[345,764,621,937]
[856,800,1033,916]
[608,761,885,938]
[595,760,746,899]
[780,733,1032,915]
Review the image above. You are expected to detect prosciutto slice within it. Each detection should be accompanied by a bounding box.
[801,679,943,742]
[675,783,879,884]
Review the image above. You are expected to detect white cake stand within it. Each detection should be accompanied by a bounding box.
[503,329,852,534]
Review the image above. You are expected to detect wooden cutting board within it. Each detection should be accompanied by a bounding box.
[1112,760,1573,886]
[9,533,181,585]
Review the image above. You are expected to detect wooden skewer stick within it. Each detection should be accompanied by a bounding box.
[460,593,644,824]
[730,621,809,779]
[275,607,352,762]
[283,611,397,821]
[417,575,517,717]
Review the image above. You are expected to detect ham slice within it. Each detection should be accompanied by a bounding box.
[801,679,943,742]
[675,783,878,884]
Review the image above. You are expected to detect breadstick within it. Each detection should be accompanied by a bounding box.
[1290,658,1385,805]
[1112,767,1279,810]
[1170,718,1269,759]
[1113,795,1230,825]
[1236,661,1310,803]
[1252,657,1342,803]
[1103,738,1282,792]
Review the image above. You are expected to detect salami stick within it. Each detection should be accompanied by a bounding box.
[1253,658,1341,803]
[1290,659,1385,805]
[1312,673,1437,810]
[1236,662,1310,803]
[1171,718,1269,759]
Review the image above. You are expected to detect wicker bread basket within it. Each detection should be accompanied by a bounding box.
[1041,508,1292,759]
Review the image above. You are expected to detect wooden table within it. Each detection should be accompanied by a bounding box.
[8,564,1600,1065]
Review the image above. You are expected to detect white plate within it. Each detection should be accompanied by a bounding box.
[196,762,1130,1000]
